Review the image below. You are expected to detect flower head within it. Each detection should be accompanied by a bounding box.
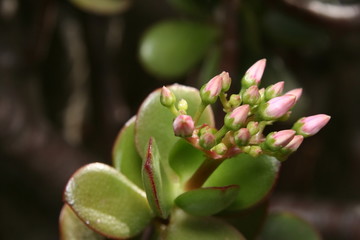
[200,74,223,104]
[241,59,266,88]
[224,105,250,130]
[293,114,331,137]
[259,95,296,120]
[173,115,195,137]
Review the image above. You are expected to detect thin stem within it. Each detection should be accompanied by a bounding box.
[185,157,224,190]
[220,92,231,111]
[169,105,179,116]
[193,102,207,124]
[215,125,229,142]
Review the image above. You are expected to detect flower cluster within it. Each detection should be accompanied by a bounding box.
[161,59,330,161]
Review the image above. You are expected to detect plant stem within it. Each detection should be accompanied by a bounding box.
[185,157,223,190]
[169,105,179,116]
[193,102,207,124]
[214,125,229,142]
[220,92,231,110]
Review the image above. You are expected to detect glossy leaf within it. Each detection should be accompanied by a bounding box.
[165,209,245,240]
[112,116,143,188]
[259,212,321,240]
[204,154,280,211]
[135,84,214,171]
[70,0,130,15]
[142,138,171,219]
[64,163,153,239]
[59,204,105,240]
[175,185,239,216]
[139,20,218,78]
[169,139,205,184]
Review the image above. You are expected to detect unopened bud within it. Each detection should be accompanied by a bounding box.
[248,146,262,157]
[160,86,176,107]
[220,71,231,92]
[173,115,195,137]
[242,85,260,105]
[234,128,251,146]
[224,105,250,130]
[292,114,331,137]
[282,135,304,154]
[200,74,223,104]
[212,143,227,155]
[229,94,241,108]
[285,88,302,103]
[247,121,260,136]
[265,130,296,151]
[199,132,216,150]
[177,99,188,113]
[259,95,296,120]
[241,59,266,88]
[265,81,284,100]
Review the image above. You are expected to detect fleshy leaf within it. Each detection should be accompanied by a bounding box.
[69,0,130,15]
[169,139,205,184]
[259,212,321,240]
[64,163,153,239]
[59,204,105,240]
[112,116,143,188]
[142,138,171,219]
[139,20,218,78]
[165,209,245,240]
[135,84,214,171]
[175,185,239,216]
[204,154,280,211]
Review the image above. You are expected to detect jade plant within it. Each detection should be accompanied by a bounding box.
[59,59,330,239]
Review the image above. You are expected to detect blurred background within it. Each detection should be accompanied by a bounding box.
[0,0,359,239]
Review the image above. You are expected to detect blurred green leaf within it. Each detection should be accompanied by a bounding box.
[204,154,280,211]
[112,116,143,189]
[139,20,218,78]
[142,138,172,218]
[70,0,130,15]
[259,212,321,240]
[165,209,246,240]
[175,185,239,216]
[135,84,214,172]
[64,163,153,239]
[59,204,105,240]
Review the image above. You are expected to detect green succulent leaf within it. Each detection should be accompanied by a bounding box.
[259,212,321,240]
[204,154,280,211]
[169,139,205,184]
[64,163,153,239]
[139,20,218,78]
[142,138,172,219]
[59,204,105,240]
[112,116,143,188]
[69,0,130,15]
[175,185,239,216]
[135,84,214,172]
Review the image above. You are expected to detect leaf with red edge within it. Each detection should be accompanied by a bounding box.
[142,138,172,219]
[59,204,105,240]
[175,185,239,216]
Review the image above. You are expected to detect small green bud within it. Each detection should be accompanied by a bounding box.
[247,121,260,136]
[234,128,250,146]
[177,99,188,113]
[242,85,260,105]
[160,86,176,107]
[229,94,241,108]
[212,143,228,155]
[248,146,262,157]
[199,132,216,150]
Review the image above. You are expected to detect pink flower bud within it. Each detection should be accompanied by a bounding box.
[260,95,296,120]
[242,85,260,105]
[173,115,195,137]
[199,132,216,150]
[265,130,296,151]
[285,88,303,103]
[247,121,260,135]
[234,128,251,146]
[242,59,266,88]
[265,81,284,100]
[282,135,304,153]
[160,86,176,107]
[212,143,227,155]
[293,114,331,137]
[220,71,231,92]
[200,74,223,104]
[224,105,250,130]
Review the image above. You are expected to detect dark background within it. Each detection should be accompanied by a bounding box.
[0,0,359,239]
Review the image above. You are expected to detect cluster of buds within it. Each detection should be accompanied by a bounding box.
[161,59,330,161]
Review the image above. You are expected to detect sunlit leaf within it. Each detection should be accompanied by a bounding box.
[64,163,153,239]
[70,0,130,15]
